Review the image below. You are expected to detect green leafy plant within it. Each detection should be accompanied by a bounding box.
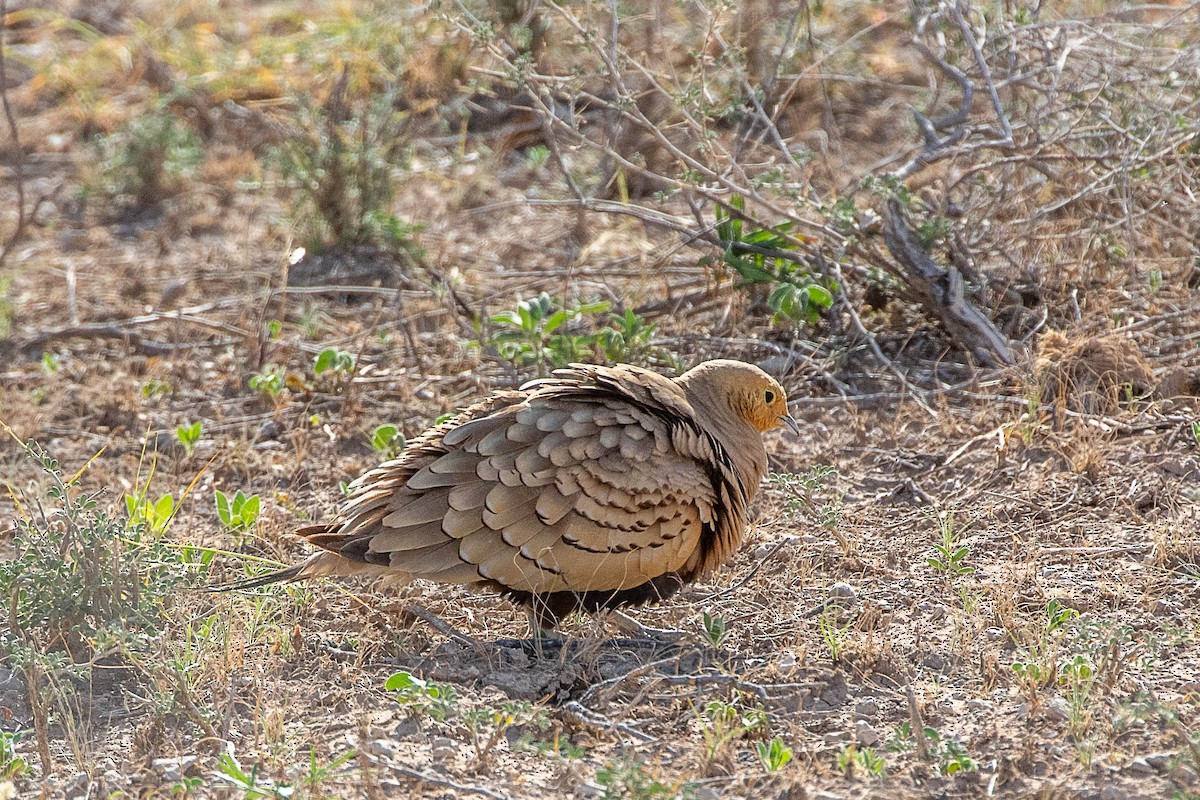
[300,748,357,794]
[755,737,793,772]
[836,744,885,778]
[142,379,172,398]
[596,308,659,364]
[0,730,28,780]
[486,292,613,374]
[1,439,198,673]
[924,728,977,775]
[370,424,405,460]
[125,490,175,535]
[215,490,261,534]
[97,107,204,210]
[819,608,852,663]
[927,510,973,576]
[270,88,421,255]
[41,352,60,374]
[594,757,683,800]
[213,752,292,799]
[176,421,202,456]
[248,367,285,399]
[385,670,457,721]
[698,699,767,771]
[714,195,834,326]
[701,611,729,647]
[313,348,355,377]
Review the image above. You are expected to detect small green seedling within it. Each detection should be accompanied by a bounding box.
[756,737,793,772]
[216,489,261,533]
[927,510,973,576]
[41,352,60,374]
[142,379,171,398]
[126,491,175,535]
[370,424,405,459]
[249,367,285,398]
[213,752,292,799]
[386,670,457,721]
[0,730,28,780]
[313,348,355,376]
[701,611,729,647]
[176,421,202,455]
[836,744,885,778]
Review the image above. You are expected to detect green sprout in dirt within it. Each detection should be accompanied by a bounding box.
[142,379,172,399]
[713,195,834,326]
[385,670,458,721]
[215,489,261,534]
[701,611,729,647]
[480,293,671,374]
[698,698,768,773]
[927,509,973,576]
[125,490,175,536]
[176,421,202,456]
[248,367,285,399]
[819,607,852,663]
[213,752,292,800]
[369,424,405,460]
[594,757,685,800]
[0,730,28,780]
[313,348,356,381]
[836,744,885,778]
[755,737,793,773]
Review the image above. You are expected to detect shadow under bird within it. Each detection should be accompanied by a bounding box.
[221,359,798,635]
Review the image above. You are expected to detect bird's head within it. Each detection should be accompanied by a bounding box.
[678,360,799,435]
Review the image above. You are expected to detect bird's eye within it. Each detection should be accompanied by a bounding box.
[764,389,775,404]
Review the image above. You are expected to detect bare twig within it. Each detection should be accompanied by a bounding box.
[392,765,511,800]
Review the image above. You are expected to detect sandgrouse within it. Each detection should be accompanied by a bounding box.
[231,359,797,630]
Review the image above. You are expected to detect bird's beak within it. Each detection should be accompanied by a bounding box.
[779,414,801,436]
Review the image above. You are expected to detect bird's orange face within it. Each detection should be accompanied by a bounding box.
[736,374,798,434]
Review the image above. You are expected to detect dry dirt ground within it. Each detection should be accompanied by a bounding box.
[2,2,1200,799]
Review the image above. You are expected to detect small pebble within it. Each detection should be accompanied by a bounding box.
[854,699,879,718]
[829,582,856,602]
[1128,757,1155,776]
[430,736,457,762]
[855,720,880,747]
[1045,697,1071,721]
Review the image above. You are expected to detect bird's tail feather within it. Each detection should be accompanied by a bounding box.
[208,562,307,592]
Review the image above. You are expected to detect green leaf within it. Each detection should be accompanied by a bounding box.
[241,495,260,523]
[154,494,174,525]
[215,490,231,526]
[385,670,426,691]
[544,309,568,334]
[314,348,335,374]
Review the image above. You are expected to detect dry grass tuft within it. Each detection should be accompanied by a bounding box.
[1034,329,1156,416]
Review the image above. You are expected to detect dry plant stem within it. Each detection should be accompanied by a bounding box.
[392,766,511,800]
[0,0,27,271]
[906,685,931,761]
[879,198,1014,366]
[559,699,655,743]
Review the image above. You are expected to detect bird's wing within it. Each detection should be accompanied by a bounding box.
[301,366,749,594]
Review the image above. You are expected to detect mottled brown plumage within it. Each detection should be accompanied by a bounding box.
[234,359,795,628]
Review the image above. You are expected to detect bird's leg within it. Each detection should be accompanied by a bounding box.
[610,610,689,644]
